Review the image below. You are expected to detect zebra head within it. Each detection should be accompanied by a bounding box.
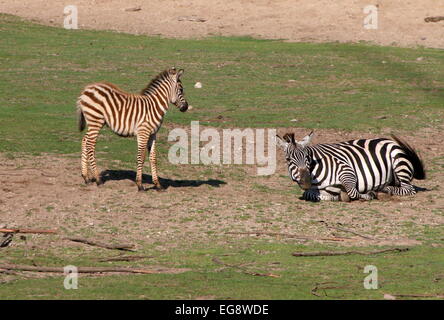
[276,131,314,190]
[169,68,189,112]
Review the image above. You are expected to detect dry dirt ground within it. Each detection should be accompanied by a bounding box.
[1,127,443,251]
[1,0,444,48]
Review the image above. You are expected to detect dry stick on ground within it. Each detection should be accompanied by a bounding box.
[212,257,280,278]
[63,237,135,251]
[0,264,189,275]
[225,231,351,242]
[318,220,374,240]
[425,16,444,23]
[385,293,444,299]
[97,255,154,262]
[292,248,409,257]
[0,228,57,234]
[311,282,351,297]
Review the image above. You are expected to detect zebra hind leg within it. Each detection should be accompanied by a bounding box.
[136,131,150,192]
[85,125,104,186]
[382,182,416,197]
[81,135,92,184]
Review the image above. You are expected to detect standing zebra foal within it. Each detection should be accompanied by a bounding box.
[77,68,189,191]
[276,132,425,202]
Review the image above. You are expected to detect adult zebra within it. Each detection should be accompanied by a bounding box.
[77,67,189,191]
[276,132,425,201]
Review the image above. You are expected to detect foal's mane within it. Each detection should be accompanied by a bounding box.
[140,69,172,95]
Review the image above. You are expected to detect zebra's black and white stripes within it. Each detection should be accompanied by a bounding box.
[276,132,425,201]
[77,68,189,191]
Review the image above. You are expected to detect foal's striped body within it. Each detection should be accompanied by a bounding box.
[77,68,188,191]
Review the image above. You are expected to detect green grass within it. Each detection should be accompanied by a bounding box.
[1,241,443,299]
[0,14,443,300]
[1,13,443,166]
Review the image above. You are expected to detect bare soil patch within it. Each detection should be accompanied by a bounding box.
[0,128,442,252]
[1,0,444,48]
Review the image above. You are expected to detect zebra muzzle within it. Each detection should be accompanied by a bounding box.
[298,170,312,190]
[179,103,189,112]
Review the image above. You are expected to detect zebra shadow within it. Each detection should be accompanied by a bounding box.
[99,169,226,190]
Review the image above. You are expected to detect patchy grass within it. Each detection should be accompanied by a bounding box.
[1,241,443,300]
[1,13,443,166]
[0,14,443,300]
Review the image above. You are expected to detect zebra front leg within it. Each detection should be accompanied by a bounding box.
[302,189,339,202]
[148,135,164,191]
[85,124,104,186]
[339,172,376,201]
[136,130,150,192]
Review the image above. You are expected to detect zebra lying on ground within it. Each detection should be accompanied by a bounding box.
[276,132,425,201]
[77,67,189,191]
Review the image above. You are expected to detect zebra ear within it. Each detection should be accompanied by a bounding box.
[297,131,314,147]
[276,135,288,150]
[177,69,184,78]
[282,133,296,144]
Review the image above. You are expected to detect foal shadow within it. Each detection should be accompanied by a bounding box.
[100,169,226,190]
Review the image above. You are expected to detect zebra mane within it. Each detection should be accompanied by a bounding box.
[140,69,174,95]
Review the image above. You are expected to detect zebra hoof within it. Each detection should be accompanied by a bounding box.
[155,185,165,192]
[367,191,377,200]
[137,185,146,192]
[340,191,351,202]
[96,179,103,187]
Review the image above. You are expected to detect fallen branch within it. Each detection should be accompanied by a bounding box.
[311,282,350,297]
[0,228,57,234]
[385,293,444,299]
[212,257,279,278]
[124,6,142,12]
[64,237,135,251]
[318,221,374,240]
[226,231,351,242]
[425,16,444,23]
[177,15,207,22]
[97,255,154,262]
[292,248,409,257]
[0,264,189,275]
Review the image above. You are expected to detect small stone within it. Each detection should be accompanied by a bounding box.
[416,57,424,61]
[194,82,202,89]
[384,294,396,300]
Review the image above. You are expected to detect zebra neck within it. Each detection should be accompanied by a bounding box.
[143,90,170,114]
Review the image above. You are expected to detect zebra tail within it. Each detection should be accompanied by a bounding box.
[391,135,426,180]
[77,99,86,132]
